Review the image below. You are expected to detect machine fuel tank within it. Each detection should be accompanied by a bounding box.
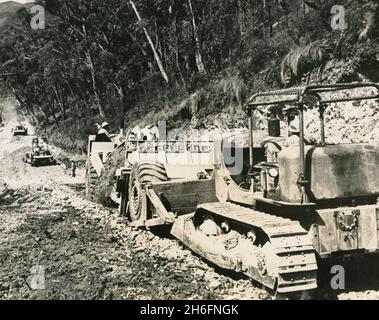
[278,144,379,203]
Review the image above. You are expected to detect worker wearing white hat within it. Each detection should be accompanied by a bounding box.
[98,121,111,138]
[284,117,310,147]
[285,118,301,146]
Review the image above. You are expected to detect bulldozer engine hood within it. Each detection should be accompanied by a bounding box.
[278,143,379,203]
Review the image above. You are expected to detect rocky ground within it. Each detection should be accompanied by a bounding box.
[0,184,272,300]
[1,97,379,300]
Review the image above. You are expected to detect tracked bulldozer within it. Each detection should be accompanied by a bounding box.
[13,124,28,136]
[114,83,379,296]
[24,137,56,166]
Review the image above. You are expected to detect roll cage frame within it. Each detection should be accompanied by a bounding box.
[244,83,379,203]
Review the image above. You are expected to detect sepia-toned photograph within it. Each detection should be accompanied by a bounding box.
[0,0,379,305]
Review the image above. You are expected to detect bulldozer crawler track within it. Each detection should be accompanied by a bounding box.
[197,202,318,294]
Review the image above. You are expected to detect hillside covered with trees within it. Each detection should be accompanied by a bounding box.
[1,0,379,153]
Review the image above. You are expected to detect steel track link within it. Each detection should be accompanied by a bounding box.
[197,202,318,294]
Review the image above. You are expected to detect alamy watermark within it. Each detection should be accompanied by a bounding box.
[29,4,348,33]
[29,4,348,31]
[331,5,348,31]
[330,265,346,290]
[129,120,245,176]
[27,265,46,290]
[31,5,45,30]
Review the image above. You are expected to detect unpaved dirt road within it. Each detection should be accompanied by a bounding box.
[1,98,379,300]
[0,99,83,189]
[0,185,272,300]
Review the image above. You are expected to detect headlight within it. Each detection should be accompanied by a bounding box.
[268,168,279,178]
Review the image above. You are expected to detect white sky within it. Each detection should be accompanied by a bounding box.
[0,0,34,3]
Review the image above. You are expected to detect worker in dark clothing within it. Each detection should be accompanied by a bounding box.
[95,122,112,142]
[71,161,77,177]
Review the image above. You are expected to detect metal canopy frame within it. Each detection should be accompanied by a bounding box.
[244,82,379,204]
[245,83,379,109]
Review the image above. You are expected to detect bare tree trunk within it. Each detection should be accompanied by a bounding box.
[75,21,106,118]
[85,51,106,118]
[66,81,74,98]
[113,83,126,136]
[39,105,51,124]
[187,0,206,74]
[260,0,266,38]
[126,30,156,72]
[49,101,60,126]
[236,0,244,42]
[173,15,188,89]
[267,1,272,37]
[47,82,66,120]
[9,83,38,123]
[175,40,187,89]
[129,0,169,84]
[24,103,38,124]
[360,0,379,40]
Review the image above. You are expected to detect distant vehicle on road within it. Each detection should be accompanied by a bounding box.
[12,124,28,136]
[23,137,56,167]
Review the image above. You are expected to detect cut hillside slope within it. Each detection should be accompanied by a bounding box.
[123,44,379,134]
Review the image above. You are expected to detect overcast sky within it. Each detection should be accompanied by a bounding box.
[0,0,34,3]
